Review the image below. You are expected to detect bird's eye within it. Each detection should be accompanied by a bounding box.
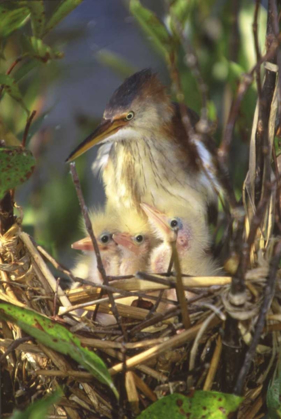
[100,234,110,243]
[135,235,144,243]
[125,111,135,121]
[170,219,178,228]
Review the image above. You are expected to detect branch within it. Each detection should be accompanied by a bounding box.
[22,110,36,148]
[69,163,126,338]
[234,241,281,395]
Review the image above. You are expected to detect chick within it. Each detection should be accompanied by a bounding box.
[141,203,218,276]
[71,209,120,284]
[112,210,156,275]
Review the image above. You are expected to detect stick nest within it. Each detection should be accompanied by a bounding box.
[0,214,280,419]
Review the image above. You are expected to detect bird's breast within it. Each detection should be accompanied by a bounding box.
[102,138,209,213]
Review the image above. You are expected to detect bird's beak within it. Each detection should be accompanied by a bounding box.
[66,118,126,162]
[71,236,94,251]
[112,232,140,255]
[140,203,177,242]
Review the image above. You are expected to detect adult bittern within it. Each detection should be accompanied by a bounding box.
[66,69,217,215]
[112,210,157,275]
[71,209,120,284]
[141,203,219,276]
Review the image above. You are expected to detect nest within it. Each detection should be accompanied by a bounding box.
[0,209,280,418]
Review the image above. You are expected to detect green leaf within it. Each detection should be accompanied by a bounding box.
[130,0,176,60]
[22,36,64,62]
[0,120,21,146]
[43,0,84,37]
[26,0,45,38]
[0,74,29,114]
[267,377,281,419]
[10,389,62,419]
[14,59,41,83]
[207,100,217,123]
[168,0,195,32]
[0,147,35,199]
[137,391,243,419]
[0,6,30,38]
[0,302,118,399]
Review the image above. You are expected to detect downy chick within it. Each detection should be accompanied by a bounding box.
[141,203,218,276]
[112,210,157,275]
[71,209,120,284]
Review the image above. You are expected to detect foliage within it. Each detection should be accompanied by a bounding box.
[0,147,35,199]
[137,391,243,419]
[0,302,118,398]
[10,389,62,419]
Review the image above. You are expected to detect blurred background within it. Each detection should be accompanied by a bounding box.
[0,0,267,267]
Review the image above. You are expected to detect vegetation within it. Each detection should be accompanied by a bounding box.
[0,0,280,418]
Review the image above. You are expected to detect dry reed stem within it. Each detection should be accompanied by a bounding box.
[100,346,168,382]
[131,372,157,402]
[19,232,71,308]
[203,335,222,391]
[125,371,139,414]
[188,312,218,388]
[171,241,191,329]
[109,315,221,375]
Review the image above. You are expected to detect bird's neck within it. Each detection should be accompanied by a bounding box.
[150,240,217,276]
[119,248,148,275]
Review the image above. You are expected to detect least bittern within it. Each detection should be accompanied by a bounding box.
[112,210,157,275]
[66,69,217,215]
[71,208,120,283]
[141,203,219,277]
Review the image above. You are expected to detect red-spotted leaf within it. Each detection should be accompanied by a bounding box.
[0,147,35,199]
[137,391,243,419]
[0,302,118,399]
[26,0,45,38]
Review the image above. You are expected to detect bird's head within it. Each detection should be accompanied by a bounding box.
[71,209,119,254]
[141,202,211,254]
[66,69,172,162]
[112,209,156,257]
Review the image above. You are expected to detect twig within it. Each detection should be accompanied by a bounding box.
[110,315,221,375]
[37,245,76,281]
[219,33,281,166]
[234,241,281,395]
[0,57,23,98]
[253,0,262,101]
[235,180,274,292]
[203,335,222,391]
[53,277,60,317]
[69,162,126,338]
[0,336,34,362]
[22,110,36,148]
[144,290,164,320]
[188,312,217,388]
[269,0,281,122]
[171,241,191,329]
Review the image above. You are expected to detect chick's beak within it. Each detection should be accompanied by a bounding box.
[140,203,177,242]
[66,118,126,162]
[113,232,140,255]
[71,236,94,251]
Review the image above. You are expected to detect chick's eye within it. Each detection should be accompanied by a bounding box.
[135,235,143,243]
[100,234,110,243]
[170,219,178,228]
[125,111,135,121]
